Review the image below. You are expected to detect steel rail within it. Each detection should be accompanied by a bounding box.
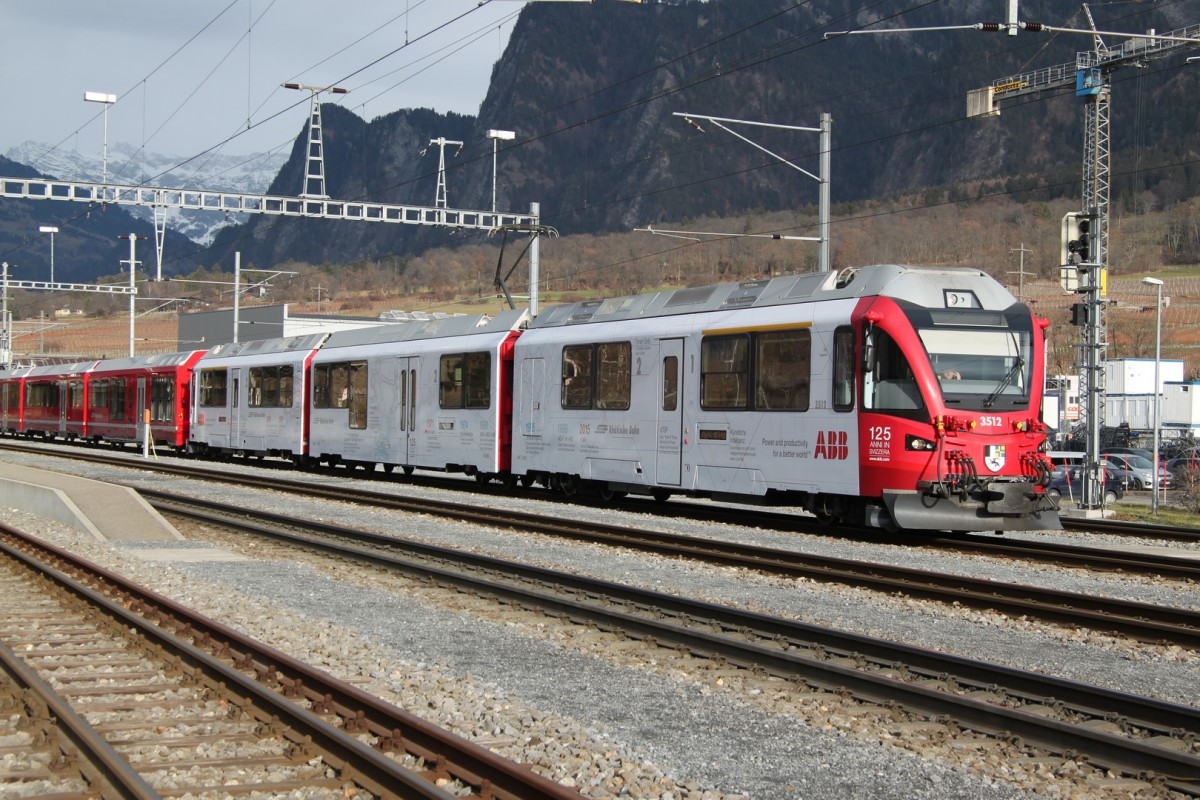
[0,524,587,800]
[0,530,462,800]
[140,483,1200,648]
[146,493,1200,795]
[0,636,162,800]
[5,438,1200,544]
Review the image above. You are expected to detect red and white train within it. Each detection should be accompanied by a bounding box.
[0,264,1060,532]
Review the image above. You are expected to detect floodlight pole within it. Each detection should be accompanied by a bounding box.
[38,226,58,284]
[487,129,515,213]
[84,91,117,188]
[674,112,832,272]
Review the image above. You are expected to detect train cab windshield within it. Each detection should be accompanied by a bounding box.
[915,308,1035,411]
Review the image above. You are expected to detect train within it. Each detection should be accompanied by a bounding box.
[0,264,1060,532]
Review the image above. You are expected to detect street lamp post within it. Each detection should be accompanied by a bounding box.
[84,91,117,187]
[1143,276,1164,514]
[38,226,58,284]
[486,129,515,213]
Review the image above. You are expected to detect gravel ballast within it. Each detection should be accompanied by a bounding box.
[4,448,1198,798]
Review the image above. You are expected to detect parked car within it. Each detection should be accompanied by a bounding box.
[1046,466,1125,504]
[1167,455,1200,485]
[1103,446,1154,461]
[1102,453,1173,491]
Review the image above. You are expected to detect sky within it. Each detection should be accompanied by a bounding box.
[1,0,526,166]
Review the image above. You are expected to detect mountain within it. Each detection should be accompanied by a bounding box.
[206,0,1200,272]
[4,142,287,246]
[6,0,1200,278]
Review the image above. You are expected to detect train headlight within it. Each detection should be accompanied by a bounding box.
[906,434,937,451]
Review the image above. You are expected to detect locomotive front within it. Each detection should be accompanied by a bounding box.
[856,272,1059,531]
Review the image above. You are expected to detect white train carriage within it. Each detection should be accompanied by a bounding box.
[511,265,1056,531]
[306,309,530,476]
[189,333,329,461]
[511,271,859,501]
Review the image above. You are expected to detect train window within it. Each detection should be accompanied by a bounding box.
[151,376,175,422]
[833,326,855,412]
[561,345,593,409]
[348,361,368,429]
[313,364,332,408]
[596,342,631,410]
[863,328,925,416]
[27,382,58,409]
[409,369,417,432]
[439,353,490,409]
[90,380,108,411]
[199,369,228,407]
[440,355,463,408]
[701,335,749,410]
[279,365,294,408]
[68,381,84,410]
[662,356,678,412]
[111,378,127,420]
[248,365,294,409]
[755,330,810,411]
[465,352,491,409]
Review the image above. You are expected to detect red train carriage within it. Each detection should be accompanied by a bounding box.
[20,361,99,440]
[87,351,205,449]
[851,271,1056,530]
[0,366,32,434]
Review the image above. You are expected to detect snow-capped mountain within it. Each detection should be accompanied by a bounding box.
[5,141,288,246]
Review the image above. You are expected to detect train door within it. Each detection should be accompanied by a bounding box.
[520,357,544,436]
[136,378,148,444]
[57,379,68,435]
[655,339,684,485]
[230,367,242,448]
[396,357,417,466]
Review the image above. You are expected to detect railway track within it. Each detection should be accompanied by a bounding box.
[145,491,1200,796]
[0,523,584,800]
[2,438,1199,577]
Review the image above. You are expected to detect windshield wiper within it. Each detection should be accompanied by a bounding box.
[983,356,1025,408]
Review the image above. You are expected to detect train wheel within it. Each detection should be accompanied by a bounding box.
[651,489,672,504]
[519,474,536,488]
[598,486,626,502]
[500,473,518,491]
[382,464,395,474]
[475,472,491,485]
[403,465,415,476]
[552,473,579,496]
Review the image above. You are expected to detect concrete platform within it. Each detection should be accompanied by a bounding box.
[0,462,183,542]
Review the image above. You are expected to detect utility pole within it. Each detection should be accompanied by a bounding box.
[118,233,145,357]
[283,83,349,199]
[1008,242,1034,301]
[671,112,833,272]
[424,137,463,209]
[0,263,11,370]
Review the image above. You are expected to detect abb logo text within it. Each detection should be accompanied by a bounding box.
[814,430,849,460]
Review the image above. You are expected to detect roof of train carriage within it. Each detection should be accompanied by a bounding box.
[89,350,206,373]
[527,265,1018,329]
[24,359,101,378]
[199,333,331,361]
[318,308,531,352]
